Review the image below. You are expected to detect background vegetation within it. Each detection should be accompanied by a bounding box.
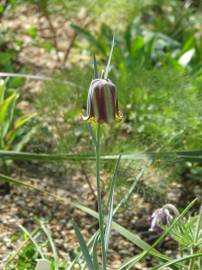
[0,0,202,269]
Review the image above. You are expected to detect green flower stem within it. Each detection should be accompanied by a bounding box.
[95,124,107,270]
[188,247,196,270]
[189,206,202,270]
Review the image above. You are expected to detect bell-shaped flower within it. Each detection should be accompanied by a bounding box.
[83,78,121,124]
[149,204,179,233]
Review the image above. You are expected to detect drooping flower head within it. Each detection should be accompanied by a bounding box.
[149,204,179,233]
[83,78,121,124]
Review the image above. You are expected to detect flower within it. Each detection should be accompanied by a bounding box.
[149,204,179,233]
[83,78,121,124]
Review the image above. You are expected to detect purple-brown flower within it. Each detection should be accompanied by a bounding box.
[149,204,179,233]
[83,79,121,124]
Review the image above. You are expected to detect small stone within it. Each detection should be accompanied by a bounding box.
[35,259,51,270]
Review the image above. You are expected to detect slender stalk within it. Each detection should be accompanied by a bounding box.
[188,247,196,270]
[188,205,202,270]
[195,205,202,242]
[95,124,106,270]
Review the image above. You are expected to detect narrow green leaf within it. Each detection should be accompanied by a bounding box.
[104,191,114,254]
[104,34,115,79]
[105,155,121,253]
[107,155,121,207]
[0,151,97,161]
[41,223,59,270]
[119,254,144,270]
[6,93,19,133]
[0,80,5,104]
[19,225,45,259]
[0,93,18,139]
[14,113,36,130]
[70,24,106,54]
[195,205,202,242]
[92,234,100,270]
[1,150,202,163]
[151,252,202,270]
[124,23,132,53]
[13,127,37,152]
[0,72,78,87]
[72,220,94,270]
[93,54,98,79]
[67,231,99,270]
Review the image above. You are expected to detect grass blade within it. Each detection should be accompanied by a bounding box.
[13,127,37,152]
[70,24,106,55]
[104,35,115,79]
[0,80,5,104]
[105,155,121,253]
[1,149,202,163]
[19,225,44,259]
[67,230,99,270]
[93,54,98,79]
[0,72,78,87]
[40,223,59,270]
[72,220,94,270]
[0,93,18,139]
[151,253,202,270]
[107,155,121,207]
[92,234,100,270]
[104,191,114,254]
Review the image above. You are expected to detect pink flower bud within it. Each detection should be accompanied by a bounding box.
[83,79,121,124]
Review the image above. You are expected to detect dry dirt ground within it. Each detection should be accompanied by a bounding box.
[0,161,153,269]
[0,159,184,269]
